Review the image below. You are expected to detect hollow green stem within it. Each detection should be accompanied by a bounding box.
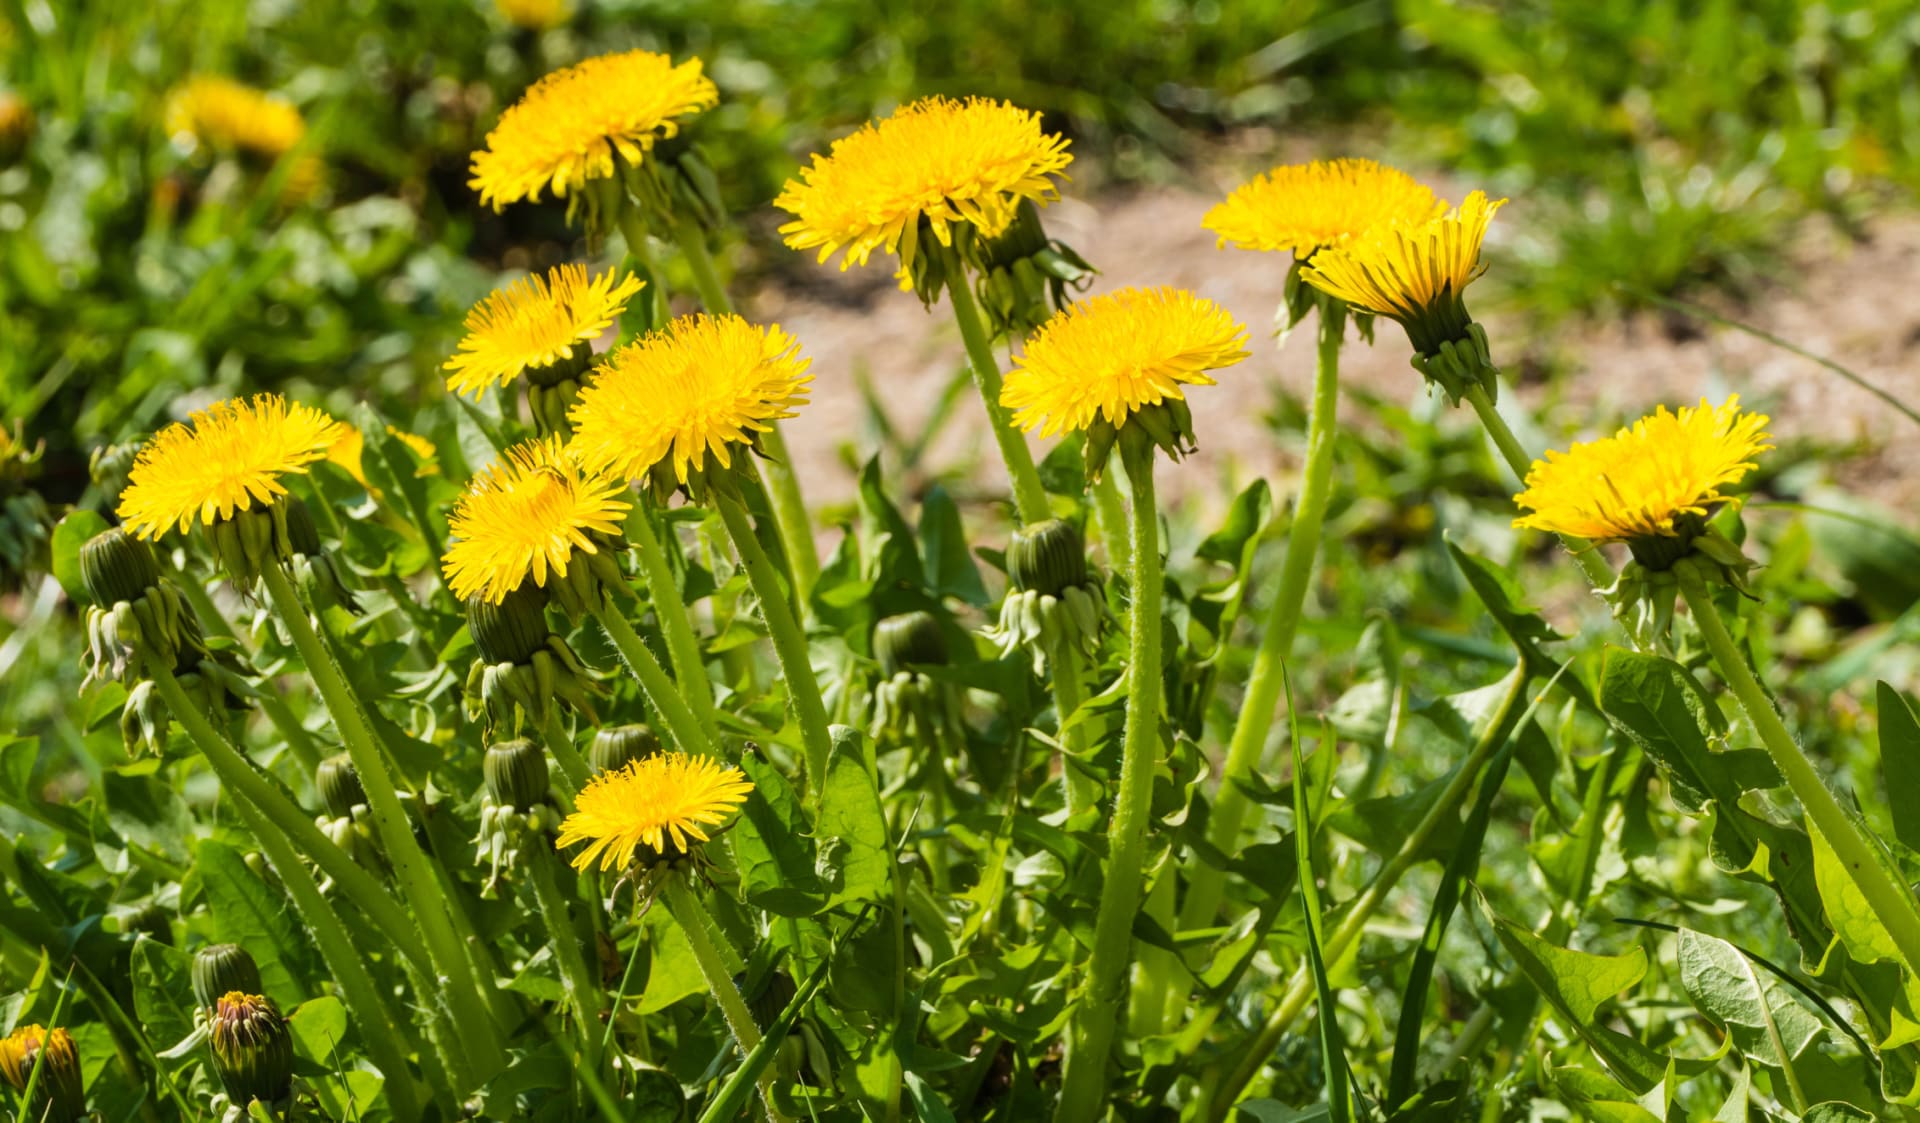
[525,844,603,1071]
[1091,470,1131,574]
[672,223,820,605]
[143,661,429,974]
[257,561,508,1079]
[173,575,323,772]
[1463,384,1615,591]
[1050,636,1097,817]
[1680,569,1920,974]
[626,505,722,748]
[1054,440,1163,1123]
[541,708,592,799]
[937,241,1051,525]
[593,597,717,759]
[715,492,834,793]
[1179,304,1345,952]
[664,877,788,1123]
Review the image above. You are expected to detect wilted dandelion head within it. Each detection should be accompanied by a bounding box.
[1204,158,1444,258]
[1000,287,1249,439]
[442,436,631,604]
[117,395,345,539]
[468,50,717,210]
[1513,396,1772,543]
[166,77,305,157]
[555,752,754,871]
[444,264,643,398]
[775,97,1072,277]
[1301,190,1505,352]
[567,314,813,486]
[0,1024,77,1091]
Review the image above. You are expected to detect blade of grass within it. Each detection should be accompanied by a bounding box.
[1285,668,1351,1123]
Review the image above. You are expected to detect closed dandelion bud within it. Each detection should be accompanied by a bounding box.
[0,1024,86,1123]
[89,440,140,499]
[875,611,948,675]
[485,738,551,813]
[972,198,1095,338]
[81,527,162,606]
[590,723,662,773]
[1007,519,1088,598]
[468,586,551,666]
[192,944,264,1010]
[316,753,365,819]
[208,992,293,1108]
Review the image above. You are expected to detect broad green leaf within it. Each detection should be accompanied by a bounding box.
[1446,536,1596,710]
[819,727,891,908]
[1712,1064,1750,1123]
[1801,1104,1875,1123]
[129,938,194,1052]
[1875,682,1920,851]
[729,753,827,916]
[919,484,988,607]
[197,839,314,1004]
[638,903,704,1015]
[50,510,110,604]
[287,995,347,1063]
[1676,928,1823,1068]
[1809,824,1900,966]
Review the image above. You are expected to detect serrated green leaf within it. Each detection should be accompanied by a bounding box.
[819,728,891,908]
[197,839,314,1005]
[1809,824,1900,966]
[1676,928,1823,1068]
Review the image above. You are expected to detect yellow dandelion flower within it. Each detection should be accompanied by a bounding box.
[567,314,812,485]
[469,50,717,211]
[443,435,631,603]
[117,395,346,539]
[445,265,643,398]
[495,0,570,30]
[1513,396,1772,542]
[775,96,1072,275]
[1204,158,1445,257]
[555,752,754,872]
[325,425,441,489]
[166,77,306,158]
[0,1024,82,1115]
[1300,190,1504,351]
[1000,287,1249,438]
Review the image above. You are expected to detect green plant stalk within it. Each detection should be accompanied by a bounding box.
[671,222,820,605]
[715,492,834,793]
[142,660,431,974]
[1680,570,1920,974]
[227,795,430,1119]
[173,574,323,772]
[1091,470,1132,574]
[1204,666,1527,1120]
[525,844,603,1072]
[627,505,722,748]
[1051,636,1097,816]
[937,241,1051,525]
[1177,304,1345,953]
[1130,868,1178,1035]
[541,708,592,798]
[1463,385,1615,590]
[593,598,717,760]
[1054,439,1163,1123]
[256,561,509,1079]
[664,877,789,1123]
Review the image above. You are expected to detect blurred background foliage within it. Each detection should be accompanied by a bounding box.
[4,0,1920,482]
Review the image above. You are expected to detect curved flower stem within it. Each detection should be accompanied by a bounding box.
[524,844,603,1072]
[626,506,722,748]
[672,222,820,607]
[1463,384,1615,591]
[664,877,789,1123]
[1050,636,1097,817]
[937,241,1051,525]
[1054,440,1163,1123]
[1200,664,1526,1122]
[715,492,834,795]
[540,708,592,800]
[257,561,508,1079]
[143,661,429,973]
[1680,569,1920,973]
[593,598,717,760]
[1176,303,1346,979]
[173,574,323,773]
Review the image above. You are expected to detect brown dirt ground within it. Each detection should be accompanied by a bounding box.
[739,182,1920,521]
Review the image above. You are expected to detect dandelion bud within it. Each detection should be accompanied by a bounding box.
[208,992,294,1108]
[468,586,551,666]
[192,944,264,1010]
[875,611,948,676]
[590,723,663,773]
[485,738,551,813]
[0,1024,86,1123]
[1007,519,1089,599]
[316,753,365,819]
[973,199,1095,338]
[81,526,162,606]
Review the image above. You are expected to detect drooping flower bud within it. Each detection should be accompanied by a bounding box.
[874,611,948,676]
[1006,519,1089,598]
[0,1024,86,1123]
[192,944,264,1010]
[986,519,1106,673]
[80,526,163,606]
[463,585,605,736]
[590,723,663,774]
[316,753,365,820]
[484,738,552,813]
[208,992,294,1108]
[972,198,1096,339]
[468,586,551,666]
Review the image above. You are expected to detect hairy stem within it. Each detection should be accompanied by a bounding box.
[938,241,1051,525]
